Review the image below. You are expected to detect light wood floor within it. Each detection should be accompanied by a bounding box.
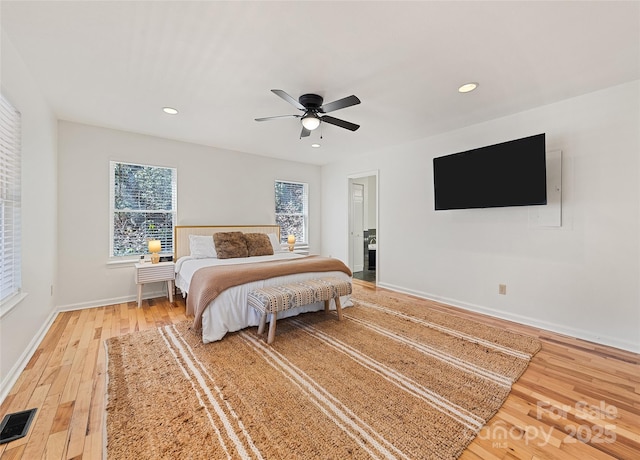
[1,280,638,459]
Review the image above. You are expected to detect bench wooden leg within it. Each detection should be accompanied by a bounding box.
[267,312,278,344]
[258,312,267,335]
[334,295,344,321]
[324,296,344,320]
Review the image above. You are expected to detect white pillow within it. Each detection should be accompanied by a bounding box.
[189,234,217,259]
[267,233,285,253]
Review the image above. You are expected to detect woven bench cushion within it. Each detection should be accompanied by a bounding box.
[247,277,352,314]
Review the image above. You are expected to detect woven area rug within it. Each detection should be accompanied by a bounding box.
[105,289,540,460]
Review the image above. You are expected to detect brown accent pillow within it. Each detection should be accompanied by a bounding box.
[213,232,249,259]
[244,233,274,257]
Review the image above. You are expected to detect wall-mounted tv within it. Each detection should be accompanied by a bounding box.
[433,133,547,210]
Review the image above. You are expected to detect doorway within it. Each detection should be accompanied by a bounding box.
[348,172,378,284]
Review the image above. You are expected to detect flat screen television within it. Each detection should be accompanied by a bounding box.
[433,133,547,210]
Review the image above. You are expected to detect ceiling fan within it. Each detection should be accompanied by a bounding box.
[255,89,361,138]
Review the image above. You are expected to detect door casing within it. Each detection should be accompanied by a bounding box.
[347,170,379,284]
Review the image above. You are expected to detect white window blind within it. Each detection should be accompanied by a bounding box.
[275,180,308,244]
[110,161,177,257]
[0,94,22,303]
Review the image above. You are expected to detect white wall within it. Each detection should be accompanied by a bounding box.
[0,33,58,397]
[321,80,640,352]
[57,122,321,309]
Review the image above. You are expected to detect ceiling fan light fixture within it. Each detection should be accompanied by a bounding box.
[301,113,320,130]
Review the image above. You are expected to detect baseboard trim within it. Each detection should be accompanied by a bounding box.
[377,282,640,354]
[56,290,167,312]
[0,309,58,404]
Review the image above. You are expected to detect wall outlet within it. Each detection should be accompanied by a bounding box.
[499,284,507,295]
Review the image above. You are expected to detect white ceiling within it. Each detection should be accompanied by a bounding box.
[2,1,639,165]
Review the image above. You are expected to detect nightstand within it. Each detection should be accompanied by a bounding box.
[134,261,175,308]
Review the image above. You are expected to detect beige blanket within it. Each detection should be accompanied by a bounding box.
[186,256,352,330]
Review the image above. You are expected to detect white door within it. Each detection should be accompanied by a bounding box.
[350,182,364,272]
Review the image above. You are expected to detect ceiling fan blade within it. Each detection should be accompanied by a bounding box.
[271,89,305,111]
[319,95,360,113]
[321,115,360,131]
[300,127,311,138]
[255,114,300,122]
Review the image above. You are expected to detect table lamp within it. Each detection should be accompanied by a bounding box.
[148,240,161,264]
[287,234,296,252]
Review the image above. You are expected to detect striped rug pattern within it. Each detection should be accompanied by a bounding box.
[106,292,540,459]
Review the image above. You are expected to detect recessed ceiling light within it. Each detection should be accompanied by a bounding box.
[458,82,479,93]
[311,143,321,148]
[162,107,178,115]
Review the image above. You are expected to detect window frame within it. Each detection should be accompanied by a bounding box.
[109,161,177,260]
[274,180,309,245]
[0,93,22,306]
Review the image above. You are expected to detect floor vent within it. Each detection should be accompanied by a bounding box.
[0,408,37,444]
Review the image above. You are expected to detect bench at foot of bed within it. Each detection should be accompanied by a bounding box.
[247,277,352,344]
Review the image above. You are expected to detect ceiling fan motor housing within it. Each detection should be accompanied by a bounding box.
[299,94,324,110]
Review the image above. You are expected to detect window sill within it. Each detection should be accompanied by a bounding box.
[0,292,28,319]
[106,258,140,268]
[107,255,173,267]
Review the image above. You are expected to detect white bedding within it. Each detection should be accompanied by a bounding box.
[175,253,353,343]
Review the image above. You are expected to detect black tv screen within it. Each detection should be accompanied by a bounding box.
[433,134,547,210]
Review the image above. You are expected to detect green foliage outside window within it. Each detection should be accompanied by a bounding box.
[111,162,176,256]
[275,181,308,244]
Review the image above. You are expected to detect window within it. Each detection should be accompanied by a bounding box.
[0,94,22,303]
[110,162,177,258]
[275,180,308,244]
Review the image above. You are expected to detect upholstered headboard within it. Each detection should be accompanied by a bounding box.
[174,225,281,260]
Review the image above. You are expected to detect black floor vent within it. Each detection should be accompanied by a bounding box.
[0,408,37,444]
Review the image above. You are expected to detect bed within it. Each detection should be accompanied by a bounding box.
[174,225,353,343]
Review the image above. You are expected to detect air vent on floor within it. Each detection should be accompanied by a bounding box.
[0,408,37,444]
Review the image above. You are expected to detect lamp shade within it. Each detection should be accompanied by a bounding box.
[148,240,161,253]
[301,114,320,131]
[287,235,296,244]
